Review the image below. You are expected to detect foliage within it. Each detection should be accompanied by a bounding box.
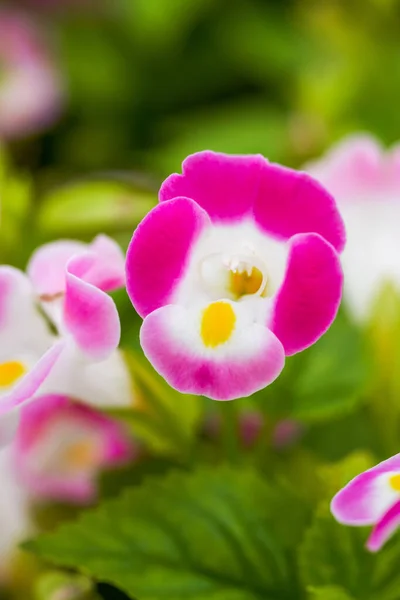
[26,467,309,600]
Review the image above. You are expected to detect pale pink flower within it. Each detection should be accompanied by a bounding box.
[0,9,64,139]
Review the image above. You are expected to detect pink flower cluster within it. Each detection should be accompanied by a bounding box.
[0,235,135,506]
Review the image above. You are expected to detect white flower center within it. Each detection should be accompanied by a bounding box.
[173,220,288,312]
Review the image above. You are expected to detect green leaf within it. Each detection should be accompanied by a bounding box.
[262,311,369,423]
[35,570,100,600]
[37,179,155,237]
[291,314,368,421]
[365,283,400,456]
[121,0,213,50]
[366,282,400,385]
[25,467,308,600]
[0,170,33,265]
[299,503,400,600]
[307,586,355,600]
[115,350,203,459]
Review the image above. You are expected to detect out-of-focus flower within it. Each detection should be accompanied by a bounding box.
[240,411,264,447]
[0,446,32,582]
[203,410,264,448]
[331,453,400,551]
[126,151,345,400]
[27,234,134,409]
[306,135,400,321]
[272,419,304,450]
[0,9,63,139]
[0,267,66,447]
[0,234,123,447]
[14,395,134,504]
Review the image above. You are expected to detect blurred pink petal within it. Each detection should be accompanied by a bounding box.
[0,9,64,139]
[240,411,264,447]
[27,235,125,299]
[272,419,304,449]
[64,252,121,361]
[15,395,135,504]
[203,410,263,448]
[0,266,66,448]
[306,135,400,321]
[28,236,133,408]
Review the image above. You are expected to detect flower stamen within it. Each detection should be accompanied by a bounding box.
[200,252,268,300]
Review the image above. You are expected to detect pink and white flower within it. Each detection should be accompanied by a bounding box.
[26,234,133,409]
[331,454,400,551]
[0,9,63,139]
[306,135,400,321]
[14,394,134,504]
[0,234,125,447]
[126,151,345,400]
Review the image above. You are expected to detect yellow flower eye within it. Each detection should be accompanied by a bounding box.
[65,440,98,469]
[0,361,26,387]
[201,301,236,348]
[389,473,400,492]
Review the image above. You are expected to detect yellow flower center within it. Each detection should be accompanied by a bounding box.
[0,360,26,387]
[230,266,265,298]
[201,301,236,348]
[389,473,400,492]
[200,252,268,300]
[65,440,98,469]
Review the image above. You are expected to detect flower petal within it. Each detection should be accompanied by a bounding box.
[331,454,400,526]
[27,234,125,298]
[160,151,345,252]
[42,344,134,408]
[306,134,400,200]
[27,239,87,298]
[84,234,126,292]
[0,340,65,418]
[0,266,55,358]
[306,135,400,322]
[270,233,343,355]
[15,394,133,503]
[253,162,345,252]
[140,302,285,400]
[0,10,63,139]
[0,412,20,448]
[64,254,121,361]
[160,151,265,222]
[367,500,400,552]
[126,197,211,318]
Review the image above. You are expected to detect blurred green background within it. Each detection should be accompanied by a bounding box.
[6,0,400,186]
[13,0,400,174]
[3,0,400,264]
